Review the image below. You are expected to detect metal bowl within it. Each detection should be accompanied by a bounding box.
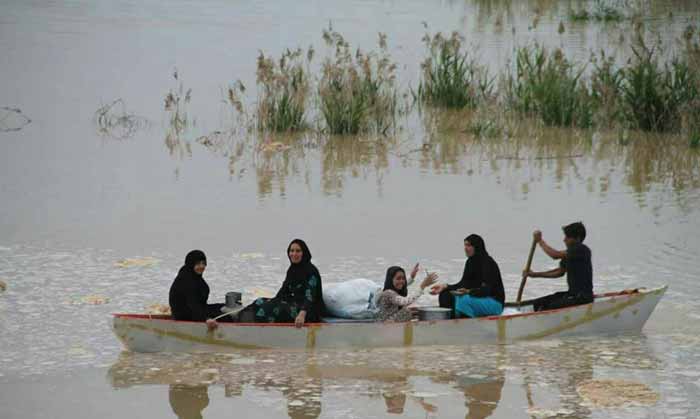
[417,307,452,321]
[225,291,242,307]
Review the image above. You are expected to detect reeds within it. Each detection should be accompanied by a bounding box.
[215,24,699,147]
[255,48,313,132]
[592,31,699,135]
[570,0,625,23]
[164,70,191,132]
[505,45,594,128]
[416,31,492,108]
[318,29,399,135]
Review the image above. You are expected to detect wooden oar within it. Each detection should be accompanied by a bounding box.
[212,306,244,321]
[516,237,538,305]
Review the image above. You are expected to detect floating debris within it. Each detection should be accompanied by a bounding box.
[410,392,438,398]
[94,99,148,140]
[259,140,291,153]
[528,408,575,418]
[577,379,659,408]
[0,107,31,132]
[0,279,6,292]
[145,303,171,315]
[80,295,110,305]
[200,368,219,376]
[239,252,265,259]
[114,257,159,268]
[229,358,256,365]
[196,131,233,150]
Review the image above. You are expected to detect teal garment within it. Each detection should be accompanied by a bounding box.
[454,294,503,318]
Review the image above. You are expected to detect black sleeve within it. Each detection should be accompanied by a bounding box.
[183,281,209,322]
[447,261,471,291]
[274,278,289,300]
[468,264,493,298]
[469,260,502,300]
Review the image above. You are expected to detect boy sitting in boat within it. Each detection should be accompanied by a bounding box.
[524,222,594,311]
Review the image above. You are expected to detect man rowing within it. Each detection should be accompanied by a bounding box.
[524,222,594,311]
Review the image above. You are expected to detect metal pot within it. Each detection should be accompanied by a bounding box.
[225,291,242,308]
[417,307,452,321]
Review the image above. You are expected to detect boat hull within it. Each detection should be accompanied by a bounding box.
[112,286,667,352]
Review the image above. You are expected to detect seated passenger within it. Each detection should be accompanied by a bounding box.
[376,265,438,322]
[248,239,325,327]
[525,222,594,311]
[430,234,505,318]
[169,250,227,329]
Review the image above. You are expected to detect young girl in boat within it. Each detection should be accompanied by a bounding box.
[376,265,438,321]
[430,234,505,318]
[247,239,325,327]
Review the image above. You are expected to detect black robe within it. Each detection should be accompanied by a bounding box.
[169,250,223,321]
[439,235,505,308]
[251,239,325,323]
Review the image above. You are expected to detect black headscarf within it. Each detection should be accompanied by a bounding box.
[465,234,488,258]
[285,239,314,285]
[280,239,325,320]
[448,234,505,304]
[287,239,312,265]
[383,266,408,297]
[169,250,211,321]
[181,250,207,276]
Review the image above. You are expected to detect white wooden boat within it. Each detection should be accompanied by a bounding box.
[112,286,666,352]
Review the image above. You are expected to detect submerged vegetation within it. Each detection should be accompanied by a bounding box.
[505,45,594,128]
[318,29,399,135]
[255,48,313,132]
[416,31,492,108]
[569,0,626,23]
[211,23,700,147]
[94,99,148,140]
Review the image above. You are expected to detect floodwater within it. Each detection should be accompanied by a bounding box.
[1,0,700,418]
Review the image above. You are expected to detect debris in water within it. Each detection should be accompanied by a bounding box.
[289,400,305,407]
[80,295,110,305]
[0,279,6,292]
[200,368,219,376]
[259,140,291,152]
[528,408,575,418]
[240,252,264,259]
[577,379,659,407]
[0,107,31,132]
[145,303,171,315]
[94,99,149,140]
[229,358,256,365]
[114,257,159,268]
[410,392,438,398]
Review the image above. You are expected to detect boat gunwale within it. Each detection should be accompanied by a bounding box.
[113,286,666,328]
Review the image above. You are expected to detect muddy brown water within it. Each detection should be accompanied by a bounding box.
[1,0,700,418]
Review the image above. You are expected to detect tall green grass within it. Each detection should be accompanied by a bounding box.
[417,31,492,108]
[505,45,594,128]
[255,48,313,132]
[318,29,398,135]
[590,51,624,127]
[618,35,698,132]
[569,0,624,22]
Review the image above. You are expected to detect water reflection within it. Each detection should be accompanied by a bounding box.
[170,385,209,419]
[107,335,664,418]
[180,107,700,209]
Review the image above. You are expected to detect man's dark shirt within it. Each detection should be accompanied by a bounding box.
[559,242,593,298]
